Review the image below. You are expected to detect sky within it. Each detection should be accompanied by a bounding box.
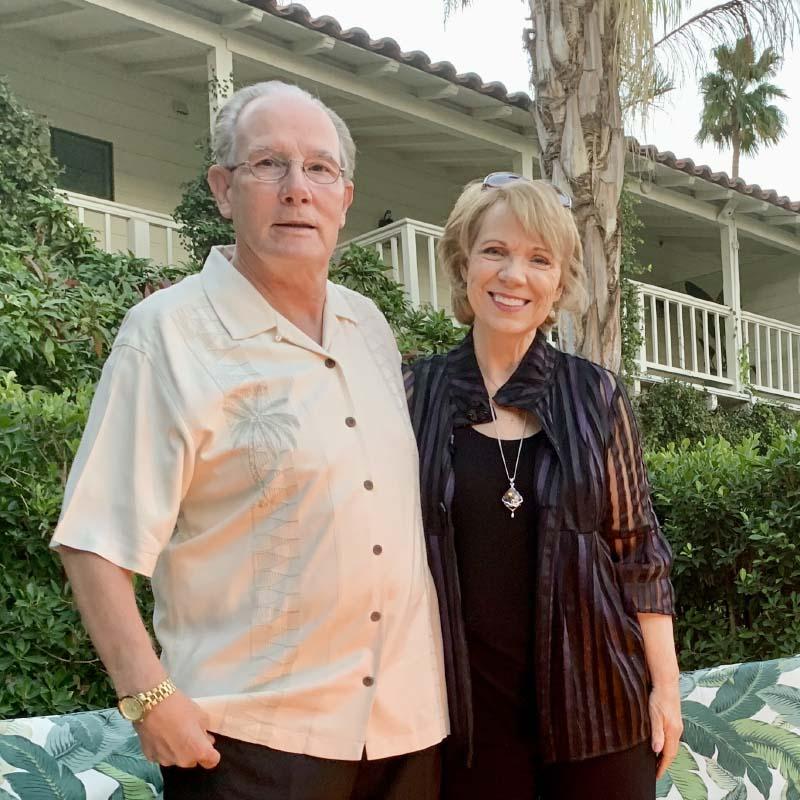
[298,0,800,200]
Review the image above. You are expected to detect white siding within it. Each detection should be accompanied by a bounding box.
[0,32,208,216]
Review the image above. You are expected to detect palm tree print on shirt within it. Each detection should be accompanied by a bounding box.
[224,384,299,497]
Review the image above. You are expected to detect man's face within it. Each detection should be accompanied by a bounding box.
[209,93,354,272]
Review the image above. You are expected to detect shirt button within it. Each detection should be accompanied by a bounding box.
[324,358,336,368]
[275,334,283,342]
[362,676,374,687]
[372,545,383,555]
[345,416,356,428]
[363,480,374,491]
[370,611,381,622]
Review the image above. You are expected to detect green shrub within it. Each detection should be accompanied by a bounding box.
[329,244,464,357]
[634,379,799,451]
[648,431,800,670]
[0,79,167,717]
[172,142,233,265]
[0,374,110,716]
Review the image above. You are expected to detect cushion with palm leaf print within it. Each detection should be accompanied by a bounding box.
[0,708,163,799]
[660,655,800,800]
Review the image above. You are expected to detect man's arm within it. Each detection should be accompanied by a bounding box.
[59,547,220,769]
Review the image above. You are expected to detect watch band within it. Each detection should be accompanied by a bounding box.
[118,678,177,721]
[137,677,177,713]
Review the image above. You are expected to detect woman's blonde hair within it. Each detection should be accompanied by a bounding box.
[438,179,588,328]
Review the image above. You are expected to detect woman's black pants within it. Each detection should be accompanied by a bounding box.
[443,737,657,800]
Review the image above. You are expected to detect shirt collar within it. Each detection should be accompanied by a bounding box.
[201,245,358,341]
[445,327,557,424]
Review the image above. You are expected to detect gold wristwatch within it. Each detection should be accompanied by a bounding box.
[117,678,177,723]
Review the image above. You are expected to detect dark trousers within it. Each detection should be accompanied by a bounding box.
[443,738,657,800]
[162,733,441,800]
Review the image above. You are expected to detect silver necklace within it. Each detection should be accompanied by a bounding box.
[488,397,528,518]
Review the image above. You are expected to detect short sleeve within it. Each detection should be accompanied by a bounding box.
[604,378,675,615]
[50,343,195,576]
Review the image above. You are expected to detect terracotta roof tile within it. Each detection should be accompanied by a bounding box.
[629,138,800,213]
[245,0,533,109]
[247,1,798,216]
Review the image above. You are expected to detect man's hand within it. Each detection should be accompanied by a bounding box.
[135,690,221,769]
[649,683,683,780]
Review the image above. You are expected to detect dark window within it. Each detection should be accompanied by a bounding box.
[50,128,114,200]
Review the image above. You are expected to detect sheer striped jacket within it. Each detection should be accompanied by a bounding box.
[404,329,674,764]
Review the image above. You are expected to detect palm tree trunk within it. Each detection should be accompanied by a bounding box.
[732,131,741,179]
[527,0,625,370]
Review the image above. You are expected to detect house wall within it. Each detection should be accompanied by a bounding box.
[344,148,464,240]
[0,33,208,216]
[739,236,800,326]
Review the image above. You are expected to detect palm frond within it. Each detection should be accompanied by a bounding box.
[442,0,472,22]
[654,0,799,71]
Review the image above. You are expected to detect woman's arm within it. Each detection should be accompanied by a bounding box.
[639,612,683,779]
[604,376,682,778]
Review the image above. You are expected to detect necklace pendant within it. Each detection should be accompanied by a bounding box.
[501,485,524,516]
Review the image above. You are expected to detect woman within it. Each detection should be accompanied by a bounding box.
[405,174,682,799]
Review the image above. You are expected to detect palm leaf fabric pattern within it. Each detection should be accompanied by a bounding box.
[659,656,800,799]
[1,657,798,799]
[0,710,161,799]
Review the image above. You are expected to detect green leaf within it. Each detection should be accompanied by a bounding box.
[682,701,773,796]
[656,771,673,798]
[785,782,800,800]
[696,665,738,688]
[667,743,708,800]
[45,722,100,773]
[705,757,740,792]
[5,770,87,800]
[95,762,156,800]
[721,785,747,800]
[732,718,800,786]
[759,685,800,728]
[103,755,162,789]
[0,737,86,800]
[710,661,780,721]
[65,714,105,755]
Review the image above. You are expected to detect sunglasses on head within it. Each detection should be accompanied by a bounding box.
[481,171,573,210]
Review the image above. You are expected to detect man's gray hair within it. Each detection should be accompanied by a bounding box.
[212,81,356,180]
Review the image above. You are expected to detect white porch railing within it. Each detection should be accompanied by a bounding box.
[742,312,800,400]
[632,281,800,404]
[338,218,445,310]
[632,280,735,387]
[62,191,183,265]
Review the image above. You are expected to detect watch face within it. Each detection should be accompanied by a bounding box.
[118,695,145,722]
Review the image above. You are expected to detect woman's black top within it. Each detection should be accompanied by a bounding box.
[404,329,675,764]
[453,427,543,742]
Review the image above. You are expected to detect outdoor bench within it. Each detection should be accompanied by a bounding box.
[1,655,798,799]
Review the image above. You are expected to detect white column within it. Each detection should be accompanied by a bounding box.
[399,222,420,308]
[512,151,536,179]
[207,43,234,129]
[719,203,743,392]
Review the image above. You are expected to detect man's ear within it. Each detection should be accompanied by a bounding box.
[207,165,234,220]
[339,180,354,229]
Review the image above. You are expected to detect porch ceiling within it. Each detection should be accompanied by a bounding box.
[0,0,534,174]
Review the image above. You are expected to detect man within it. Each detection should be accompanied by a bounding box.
[52,81,448,799]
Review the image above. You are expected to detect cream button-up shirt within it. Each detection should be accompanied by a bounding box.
[52,246,449,760]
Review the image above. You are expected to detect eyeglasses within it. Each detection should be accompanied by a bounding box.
[229,152,344,185]
[481,171,573,210]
